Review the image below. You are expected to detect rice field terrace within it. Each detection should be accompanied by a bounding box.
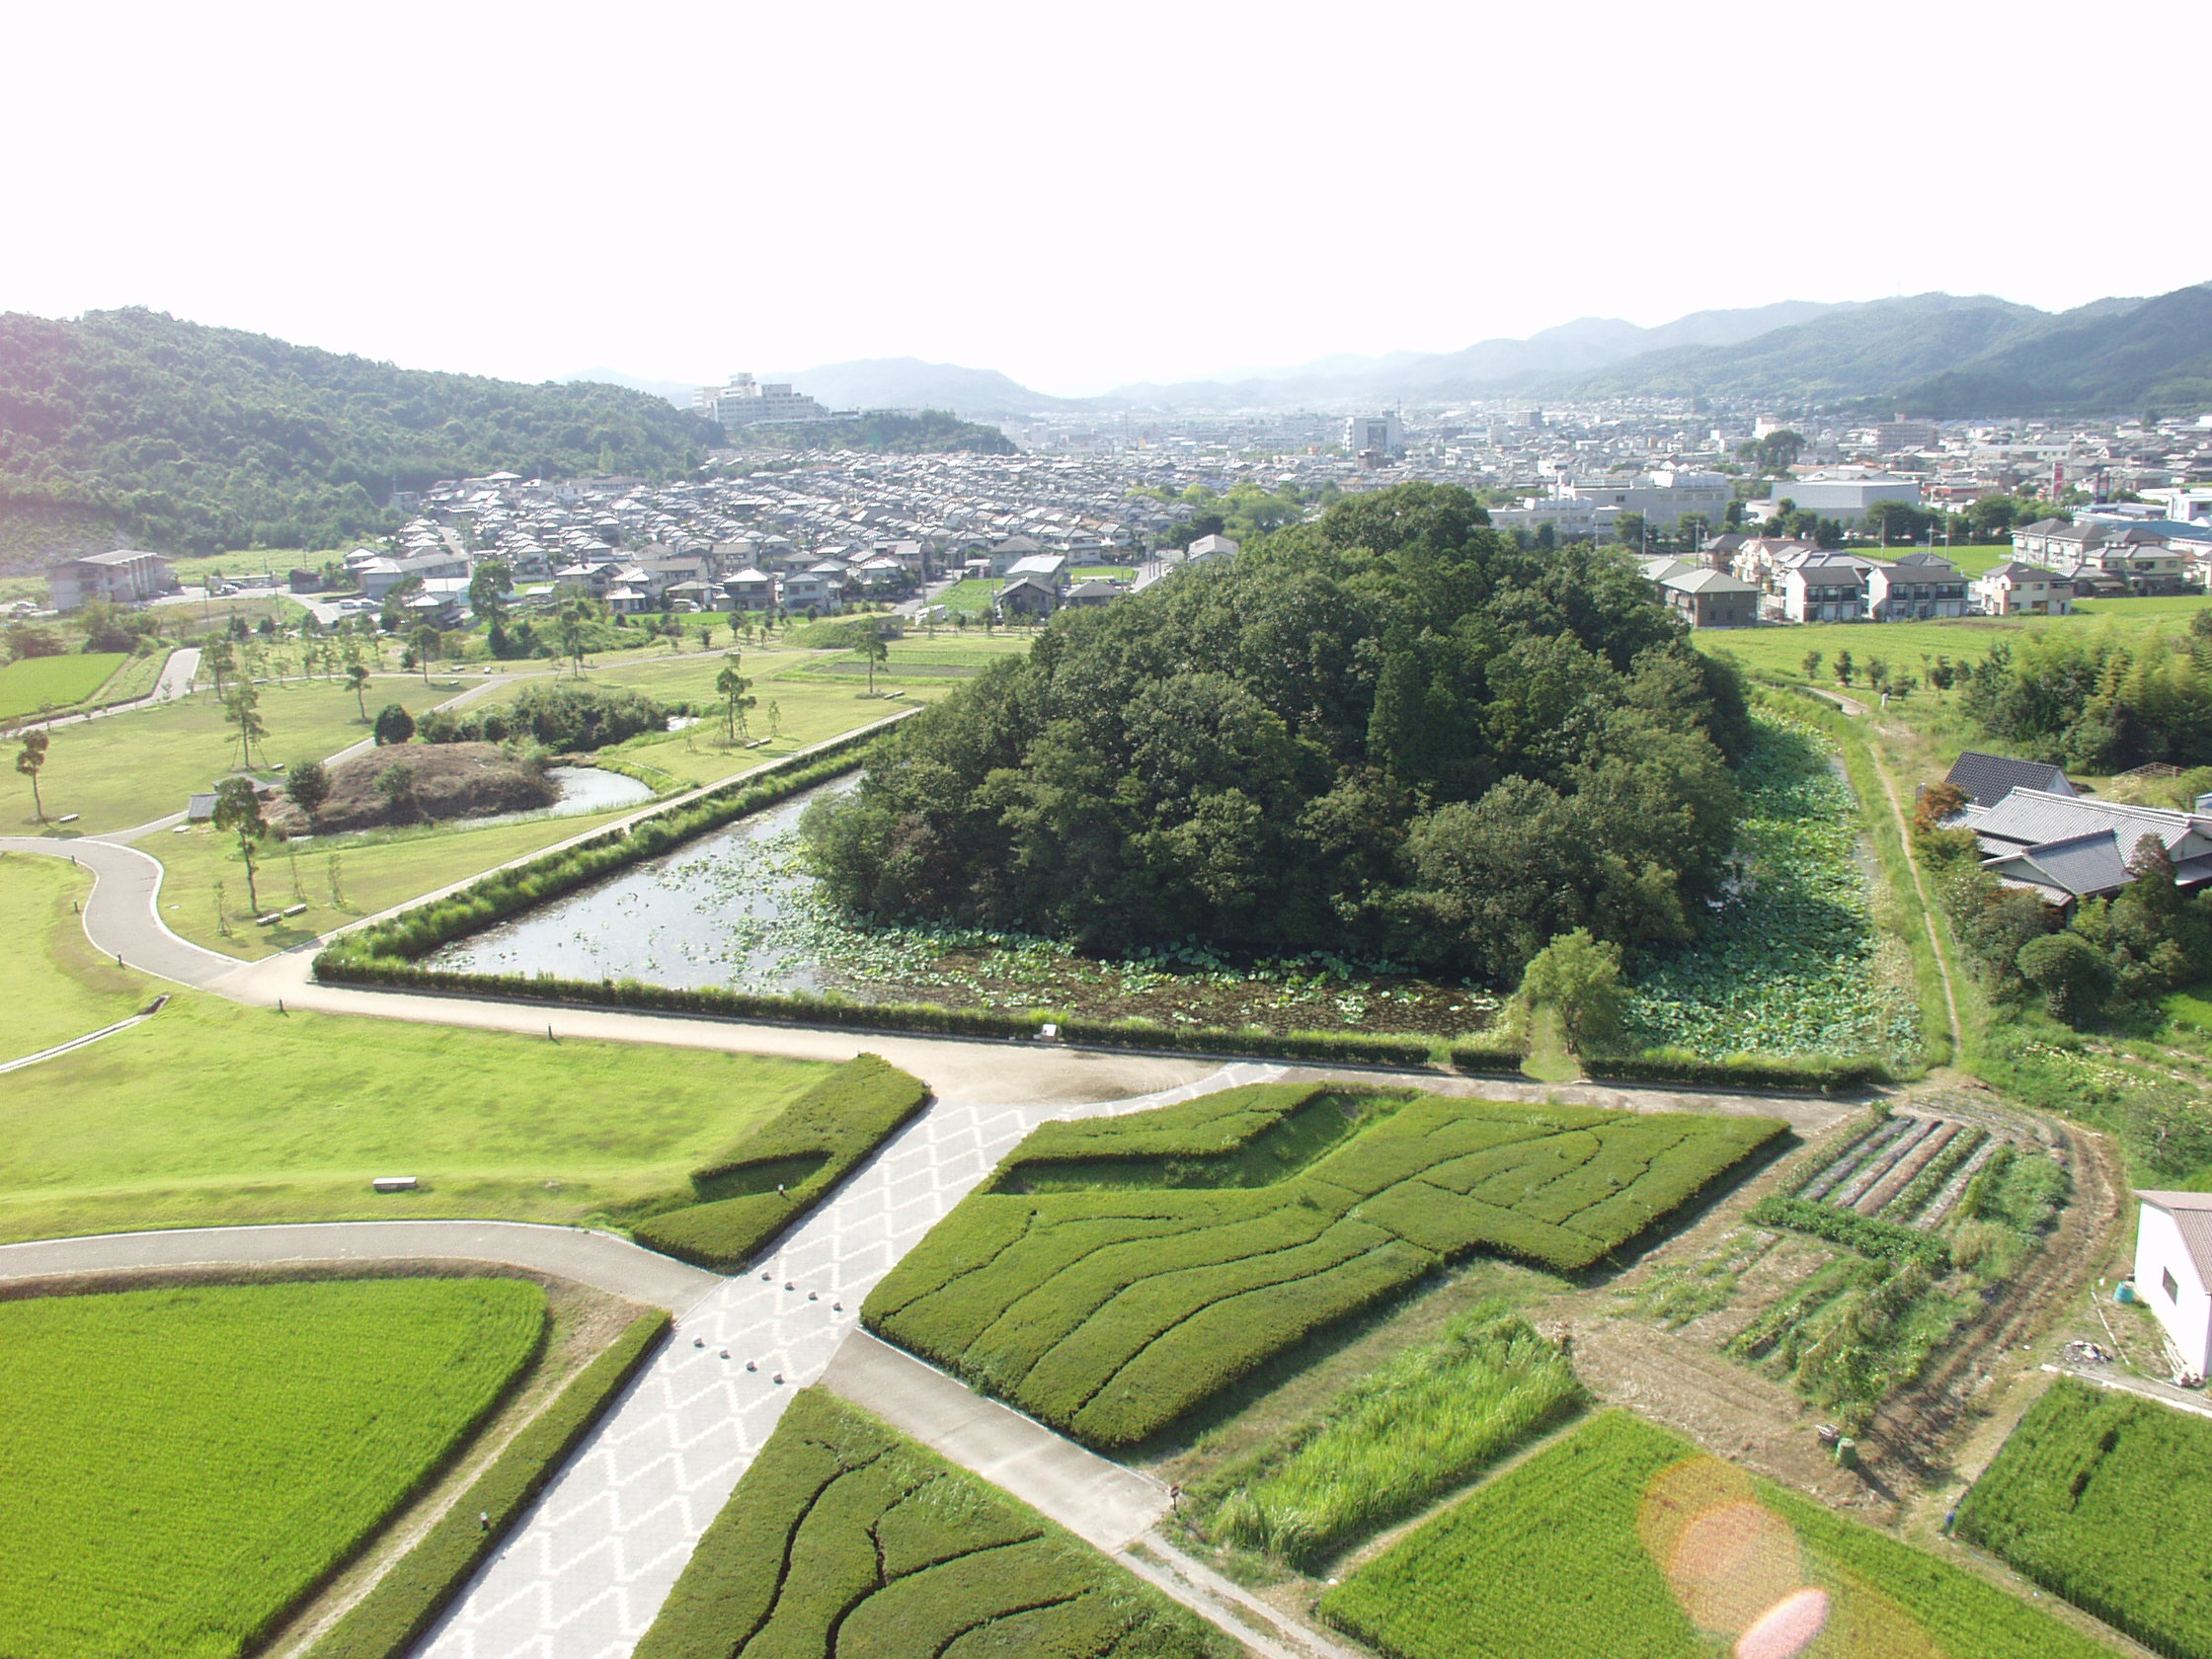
[1621,712,1918,1064]
[1956,1375,2212,1659]
[0,651,129,722]
[863,1082,1783,1448]
[1714,1110,2069,1423]
[428,776,1506,1037]
[0,1276,546,1659]
[1185,1303,1584,1573]
[633,1388,1232,1659]
[1317,1409,2116,1659]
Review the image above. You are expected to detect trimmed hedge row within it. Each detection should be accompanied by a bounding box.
[631,1055,929,1271]
[867,1089,1786,1448]
[1748,1195,1950,1268]
[305,1309,670,1659]
[1586,1048,1892,1095]
[1450,1043,1529,1074]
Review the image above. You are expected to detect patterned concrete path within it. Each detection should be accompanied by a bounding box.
[414,1064,1284,1659]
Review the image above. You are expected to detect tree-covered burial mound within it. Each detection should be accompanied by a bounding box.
[804,484,1751,981]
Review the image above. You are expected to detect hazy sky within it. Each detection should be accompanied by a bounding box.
[13,0,2204,396]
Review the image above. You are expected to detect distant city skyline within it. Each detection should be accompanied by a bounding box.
[10,0,2205,397]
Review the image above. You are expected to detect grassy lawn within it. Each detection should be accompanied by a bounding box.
[635,1388,1231,1659]
[5,674,461,835]
[0,653,127,721]
[1321,1410,2112,1659]
[931,577,1002,612]
[145,805,648,960]
[0,992,832,1242]
[866,1084,1781,1448]
[0,1278,543,1659]
[0,855,153,1063]
[1071,563,1137,581]
[598,675,949,790]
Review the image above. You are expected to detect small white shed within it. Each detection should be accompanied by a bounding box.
[2134,1189,2212,1379]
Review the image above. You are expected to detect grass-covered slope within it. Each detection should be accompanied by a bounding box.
[0,1278,545,1659]
[0,307,722,556]
[632,1388,1232,1659]
[1320,1410,2115,1659]
[865,1083,1781,1447]
[1957,1376,2212,1659]
[631,1054,929,1270]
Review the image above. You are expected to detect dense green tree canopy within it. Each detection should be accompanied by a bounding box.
[732,409,1015,455]
[0,309,722,555]
[805,483,1750,980]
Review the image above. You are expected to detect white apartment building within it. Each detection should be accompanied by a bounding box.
[1344,414,1406,457]
[1562,470,1733,531]
[694,373,831,429]
[1775,475,1923,525]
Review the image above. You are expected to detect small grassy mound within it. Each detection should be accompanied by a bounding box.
[266,741,556,835]
[631,1054,929,1270]
[1957,1376,2212,1659]
[865,1084,1781,1447]
[1320,1410,2114,1659]
[0,1277,546,1659]
[632,1388,1231,1659]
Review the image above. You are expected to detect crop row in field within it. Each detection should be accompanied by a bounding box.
[865,1083,1781,1447]
[630,1054,929,1270]
[1957,1376,2212,1659]
[1623,714,1918,1063]
[0,1277,546,1659]
[633,1388,1231,1659]
[1731,1140,2068,1423]
[1319,1409,2116,1659]
[1192,1303,1583,1570]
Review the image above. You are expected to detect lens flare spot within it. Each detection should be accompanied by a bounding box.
[1669,1499,1801,1632]
[1736,1586,1830,1659]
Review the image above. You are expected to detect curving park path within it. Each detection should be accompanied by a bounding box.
[0,835,237,986]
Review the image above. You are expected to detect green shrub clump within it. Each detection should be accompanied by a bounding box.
[306,1310,670,1659]
[1956,1377,2212,1659]
[416,680,670,751]
[1587,1049,1892,1094]
[631,1054,929,1270]
[1320,1409,2117,1659]
[632,1388,1231,1659]
[1747,1195,1950,1268]
[866,1083,1781,1447]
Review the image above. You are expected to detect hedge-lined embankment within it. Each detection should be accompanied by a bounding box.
[632,1056,928,1271]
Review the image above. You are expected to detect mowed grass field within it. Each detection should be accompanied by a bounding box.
[0,856,151,1064]
[0,1277,546,1659]
[865,1084,1781,1447]
[0,652,128,721]
[635,1388,1232,1659]
[0,992,833,1242]
[8,673,458,834]
[1319,1410,2114,1659]
[1700,592,2212,687]
[1956,1376,2212,1659]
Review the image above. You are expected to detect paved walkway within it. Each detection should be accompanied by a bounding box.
[413,1065,1282,1659]
[0,1007,159,1073]
[0,1220,721,1311]
[822,1331,1168,1550]
[0,838,237,985]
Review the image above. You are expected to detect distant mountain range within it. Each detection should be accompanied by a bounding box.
[600,283,2212,419]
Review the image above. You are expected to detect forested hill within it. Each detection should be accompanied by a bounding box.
[806,482,1751,983]
[0,308,724,558]
[733,408,1018,455]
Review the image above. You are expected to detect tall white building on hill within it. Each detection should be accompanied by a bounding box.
[693,373,831,430]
